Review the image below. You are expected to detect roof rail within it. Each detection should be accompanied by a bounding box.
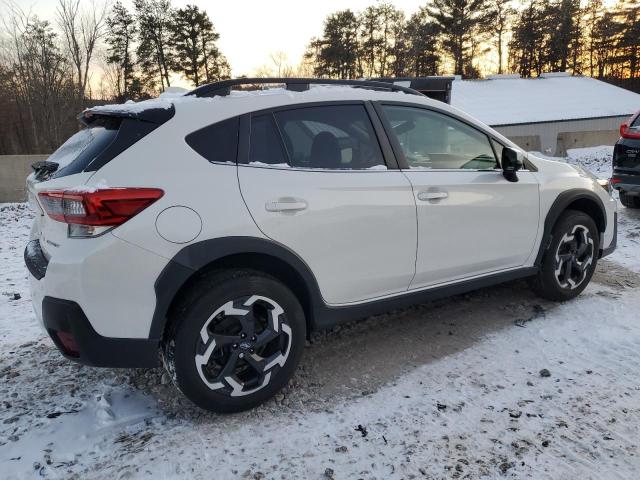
[186,77,425,98]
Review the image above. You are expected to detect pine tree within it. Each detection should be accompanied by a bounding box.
[617,2,640,79]
[543,0,582,73]
[170,5,228,86]
[489,0,515,74]
[509,1,545,77]
[134,0,173,92]
[428,0,493,76]
[311,10,359,79]
[105,1,137,100]
[401,7,441,77]
[375,3,404,77]
[584,0,603,77]
[358,6,382,77]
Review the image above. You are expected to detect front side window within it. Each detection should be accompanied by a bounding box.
[382,105,498,170]
[274,105,386,170]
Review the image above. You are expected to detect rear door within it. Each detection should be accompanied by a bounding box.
[377,103,540,288]
[237,102,417,305]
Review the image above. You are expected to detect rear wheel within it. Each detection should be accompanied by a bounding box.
[619,191,640,209]
[530,210,599,301]
[163,269,305,413]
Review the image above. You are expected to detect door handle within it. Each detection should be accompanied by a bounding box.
[417,191,448,201]
[265,198,308,212]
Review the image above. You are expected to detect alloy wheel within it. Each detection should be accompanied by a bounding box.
[194,295,292,397]
[554,224,595,290]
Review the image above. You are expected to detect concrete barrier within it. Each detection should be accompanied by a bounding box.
[556,130,620,156]
[0,155,48,202]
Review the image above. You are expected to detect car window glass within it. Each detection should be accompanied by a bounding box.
[632,115,640,128]
[249,114,288,166]
[382,105,498,170]
[185,116,239,164]
[274,105,385,170]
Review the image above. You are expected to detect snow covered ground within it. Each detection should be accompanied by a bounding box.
[2,148,640,479]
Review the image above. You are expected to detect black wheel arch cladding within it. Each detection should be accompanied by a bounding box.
[534,189,608,267]
[150,236,323,341]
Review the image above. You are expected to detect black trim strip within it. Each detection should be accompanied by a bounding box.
[316,267,538,329]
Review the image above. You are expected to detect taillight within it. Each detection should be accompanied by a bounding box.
[39,188,163,232]
[620,113,640,139]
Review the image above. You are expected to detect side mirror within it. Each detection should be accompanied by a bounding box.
[501,147,524,182]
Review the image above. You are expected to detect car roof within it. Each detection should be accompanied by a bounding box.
[85,83,519,151]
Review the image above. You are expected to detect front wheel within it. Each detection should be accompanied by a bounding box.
[164,269,306,413]
[530,210,599,301]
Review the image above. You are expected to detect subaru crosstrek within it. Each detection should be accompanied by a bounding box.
[25,78,617,412]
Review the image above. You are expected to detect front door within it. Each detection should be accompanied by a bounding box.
[238,103,417,304]
[378,104,540,288]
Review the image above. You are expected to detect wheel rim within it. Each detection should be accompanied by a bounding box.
[194,295,292,397]
[554,224,595,290]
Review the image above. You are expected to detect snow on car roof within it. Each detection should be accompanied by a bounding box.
[451,74,640,126]
[85,84,425,117]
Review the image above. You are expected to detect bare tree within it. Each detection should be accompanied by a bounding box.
[56,0,108,101]
[1,1,75,152]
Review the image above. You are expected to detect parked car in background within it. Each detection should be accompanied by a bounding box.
[25,78,617,413]
[612,110,640,208]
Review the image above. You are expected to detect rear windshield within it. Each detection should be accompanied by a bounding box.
[51,120,120,178]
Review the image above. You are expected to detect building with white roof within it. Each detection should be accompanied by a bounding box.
[451,73,640,155]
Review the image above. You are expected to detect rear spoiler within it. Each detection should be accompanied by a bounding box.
[78,104,176,126]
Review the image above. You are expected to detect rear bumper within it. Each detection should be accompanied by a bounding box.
[25,230,169,367]
[612,172,640,194]
[42,296,160,367]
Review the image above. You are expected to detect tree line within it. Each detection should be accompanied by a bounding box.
[1,0,639,156]
[303,0,640,81]
[0,0,229,154]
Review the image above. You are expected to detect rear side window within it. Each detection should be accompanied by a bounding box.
[186,117,239,164]
[249,114,288,166]
[275,105,385,169]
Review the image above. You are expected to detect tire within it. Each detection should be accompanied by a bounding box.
[163,269,306,413]
[619,191,640,209]
[530,210,599,302]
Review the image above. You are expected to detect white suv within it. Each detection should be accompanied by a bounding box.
[25,78,617,412]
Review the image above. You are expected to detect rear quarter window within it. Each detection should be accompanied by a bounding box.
[185,117,239,164]
[632,114,640,128]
